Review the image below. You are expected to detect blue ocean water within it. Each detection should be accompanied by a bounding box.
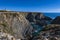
[43,13,60,19]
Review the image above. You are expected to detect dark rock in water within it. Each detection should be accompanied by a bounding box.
[35,13,52,26]
[51,16,60,24]
[35,13,52,20]
[44,16,52,20]
[42,16,52,24]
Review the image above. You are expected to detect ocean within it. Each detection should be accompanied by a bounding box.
[43,13,60,19]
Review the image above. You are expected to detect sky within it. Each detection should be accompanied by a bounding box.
[0,0,60,12]
[0,0,60,18]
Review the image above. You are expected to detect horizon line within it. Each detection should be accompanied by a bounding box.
[0,9,60,13]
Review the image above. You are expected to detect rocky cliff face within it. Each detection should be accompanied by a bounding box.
[0,12,33,39]
[51,16,60,24]
[0,11,53,40]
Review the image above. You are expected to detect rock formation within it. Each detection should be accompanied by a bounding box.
[0,12,33,39]
[51,16,60,24]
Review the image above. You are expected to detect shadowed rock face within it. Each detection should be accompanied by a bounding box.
[51,16,60,24]
[34,13,52,26]
[0,13,33,39]
[44,16,52,20]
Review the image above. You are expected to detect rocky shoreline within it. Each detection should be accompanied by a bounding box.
[0,10,60,40]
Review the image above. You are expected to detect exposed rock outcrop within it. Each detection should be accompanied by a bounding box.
[37,24,60,40]
[51,16,60,24]
[34,13,52,26]
[0,12,33,39]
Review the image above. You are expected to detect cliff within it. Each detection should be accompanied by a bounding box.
[0,12,33,39]
[51,16,60,24]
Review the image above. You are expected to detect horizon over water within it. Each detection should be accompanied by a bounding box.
[43,13,60,19]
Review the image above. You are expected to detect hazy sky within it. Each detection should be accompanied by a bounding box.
[0,0,60,12]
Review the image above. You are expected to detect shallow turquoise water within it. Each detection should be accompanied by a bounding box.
[31,23,43,36]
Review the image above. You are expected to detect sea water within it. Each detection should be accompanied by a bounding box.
[31,23,44,36]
